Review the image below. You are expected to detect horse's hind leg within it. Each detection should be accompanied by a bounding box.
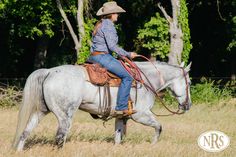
[55,116,73,148]
[53,104,78,148]
[16,111,47,151]
[131,110,162,144]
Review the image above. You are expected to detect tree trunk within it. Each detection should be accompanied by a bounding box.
[77,0,85,57]
[169,22,183,65]
[56,0,80,56]
[168,0,183,65]
[158,0,183,65]
[34,36,49,69]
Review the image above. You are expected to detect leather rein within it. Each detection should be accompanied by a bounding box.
[122,55,190,116]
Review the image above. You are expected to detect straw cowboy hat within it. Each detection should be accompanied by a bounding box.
[96,1,126,16]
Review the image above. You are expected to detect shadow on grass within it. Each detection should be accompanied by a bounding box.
[23,130,151,149]
[24,135,55,150]
[71,132,151,144]
[69,132,115,143]
[24,133,115,150]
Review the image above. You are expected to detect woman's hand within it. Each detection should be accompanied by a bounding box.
[130,52,138,59]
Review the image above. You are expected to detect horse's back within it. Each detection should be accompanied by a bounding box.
[49,64,86,77]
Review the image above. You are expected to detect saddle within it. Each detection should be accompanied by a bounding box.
[84,63,122,87]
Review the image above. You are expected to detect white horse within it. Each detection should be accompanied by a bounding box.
[12,61,192,151]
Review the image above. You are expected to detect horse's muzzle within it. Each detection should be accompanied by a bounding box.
[179,102,191,111]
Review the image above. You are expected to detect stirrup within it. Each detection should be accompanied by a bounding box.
[111,109,137,118]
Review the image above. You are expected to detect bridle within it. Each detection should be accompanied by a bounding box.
[144,63,190,116]
[123,55,190,116]
[179,67,190,110]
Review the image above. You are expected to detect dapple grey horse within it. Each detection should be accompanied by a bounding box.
[12,61,192,151]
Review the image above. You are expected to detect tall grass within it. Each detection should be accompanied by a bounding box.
[0,86,22,108]
[191,79,233,104]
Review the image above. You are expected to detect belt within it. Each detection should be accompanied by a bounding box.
[91,51,108,56]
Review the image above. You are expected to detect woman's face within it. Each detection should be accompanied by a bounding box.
[111,13,119,22]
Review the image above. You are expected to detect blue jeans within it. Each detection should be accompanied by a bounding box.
[88,54,133,111]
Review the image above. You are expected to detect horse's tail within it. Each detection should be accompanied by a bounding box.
[12,69,49,149]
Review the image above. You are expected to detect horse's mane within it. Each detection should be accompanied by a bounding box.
[135,61,181,71]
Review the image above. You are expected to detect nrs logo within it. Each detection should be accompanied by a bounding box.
[198,130,230,152]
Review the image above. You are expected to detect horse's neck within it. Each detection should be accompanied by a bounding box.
[155,62,181,81]
[136,62,181,90]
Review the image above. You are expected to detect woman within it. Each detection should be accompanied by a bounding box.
[89,1,137,115]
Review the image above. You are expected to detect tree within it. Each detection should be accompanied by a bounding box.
[0,0,234,79]
[56,0,81,55]
[135,0,192,65]
[158,0,192,65]
[136,13,170,61]
[56,0,93,63]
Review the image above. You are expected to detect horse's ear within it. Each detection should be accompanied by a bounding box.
[185,62,192,72]
[180,62,185,67]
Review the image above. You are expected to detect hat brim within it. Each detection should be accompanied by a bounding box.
[96,6,126,16]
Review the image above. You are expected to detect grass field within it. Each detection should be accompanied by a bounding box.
[0,99,235,157]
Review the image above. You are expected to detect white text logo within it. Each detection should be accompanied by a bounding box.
[198,130,230,152]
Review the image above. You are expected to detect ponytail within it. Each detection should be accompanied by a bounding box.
[92,14,113,36]
[92,20,102,36]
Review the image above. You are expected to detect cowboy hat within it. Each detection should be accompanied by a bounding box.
[96,1,126,16]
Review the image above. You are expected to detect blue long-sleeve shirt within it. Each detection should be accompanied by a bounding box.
[90,19,131,57]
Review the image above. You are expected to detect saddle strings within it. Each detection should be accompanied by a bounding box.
[98,84,111,120]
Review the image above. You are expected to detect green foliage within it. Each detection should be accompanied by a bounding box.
[190,78,233,104]
[161,90,178,106]
[227,15,236,51]
[77,18,96,64]
[179,0,193,63]
[0,0,57,39]
[136,12,170,59]
[0,0,7,14]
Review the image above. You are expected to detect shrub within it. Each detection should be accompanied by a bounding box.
[191,78,233,104]
[136,12,169,60]
[0,86,22,108]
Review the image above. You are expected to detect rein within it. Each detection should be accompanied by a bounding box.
[122,55,188,116]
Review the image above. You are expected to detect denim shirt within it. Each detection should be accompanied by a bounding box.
[90,19,131,57]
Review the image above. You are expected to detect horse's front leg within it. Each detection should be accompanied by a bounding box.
[131,110,162,144]
[114,118,128,144]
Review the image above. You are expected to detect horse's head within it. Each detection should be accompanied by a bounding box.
[168,62,192,111]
